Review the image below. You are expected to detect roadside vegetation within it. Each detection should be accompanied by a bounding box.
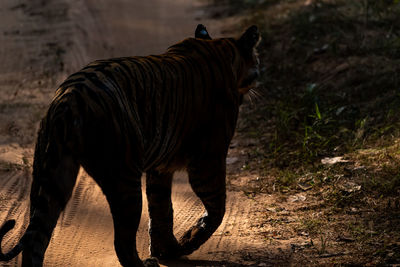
[208,0,400,265]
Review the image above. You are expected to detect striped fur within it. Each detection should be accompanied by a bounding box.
[0,25,260,267]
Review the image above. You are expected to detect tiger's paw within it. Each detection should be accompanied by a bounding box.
[143,257,160,267]
[150,236,182,260]
[178,224,210,256]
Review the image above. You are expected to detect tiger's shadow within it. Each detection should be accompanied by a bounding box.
[159,258,255,267]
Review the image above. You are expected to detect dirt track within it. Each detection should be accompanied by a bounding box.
[0,0,269,266]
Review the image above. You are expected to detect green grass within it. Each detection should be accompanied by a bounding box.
[300,218,323,235]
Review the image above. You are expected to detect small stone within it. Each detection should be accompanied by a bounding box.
[226,157,239,165]
[321,156,348,165]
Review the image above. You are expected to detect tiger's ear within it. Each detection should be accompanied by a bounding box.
[238,25,260,50]
[195,24,212,40]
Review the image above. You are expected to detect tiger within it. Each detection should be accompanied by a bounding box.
[0,24,260,267]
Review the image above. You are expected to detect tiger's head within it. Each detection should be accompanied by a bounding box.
[195,24,261,96]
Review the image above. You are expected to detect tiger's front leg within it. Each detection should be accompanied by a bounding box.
[146,170,180,259]
[178,159,226,256]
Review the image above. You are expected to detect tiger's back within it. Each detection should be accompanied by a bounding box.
[54,37,240,173]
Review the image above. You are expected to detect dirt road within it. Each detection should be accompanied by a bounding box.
[0,0,268,266]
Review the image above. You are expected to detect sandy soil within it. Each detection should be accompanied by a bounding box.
[0,0,268,266]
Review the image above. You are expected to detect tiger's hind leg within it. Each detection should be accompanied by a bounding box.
[146,170,180,259]
[98,170,159,267]
[178,159,226,256]
[22,153,79,267]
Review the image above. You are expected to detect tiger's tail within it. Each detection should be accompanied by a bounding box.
[0,220,23,261]
[0,96,81,264]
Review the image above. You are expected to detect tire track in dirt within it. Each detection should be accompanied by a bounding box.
[44,171,116,267]
[170,175,203,241]
[59,170,87,228]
